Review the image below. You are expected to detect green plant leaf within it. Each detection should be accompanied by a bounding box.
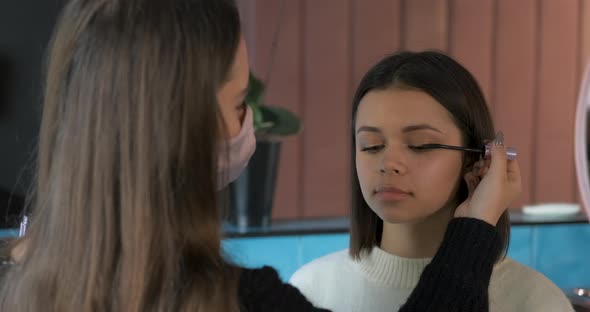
[256,105,301,137]
[245,71,302,138]
[245,72,265,108]
[251,105,265,129]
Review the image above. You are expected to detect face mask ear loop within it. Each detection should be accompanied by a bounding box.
[19,215,28,238]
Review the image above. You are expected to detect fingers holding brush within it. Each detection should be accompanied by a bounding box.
[455,131,522,225]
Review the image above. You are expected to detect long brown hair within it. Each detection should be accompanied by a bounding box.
[349,51,510,261]
[0,0,242,311]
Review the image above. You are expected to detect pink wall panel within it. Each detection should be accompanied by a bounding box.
[302,0,352,217]
[448,0,495,105]
[581,1,590,75]
[493,0,538,208]
[404,0,449,51]
[236,0,258,68]
[254,0,305,219]
[535,0,579,203]
[351,0,403,87]
[237,0,304,219]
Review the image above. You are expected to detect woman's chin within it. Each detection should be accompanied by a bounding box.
[375,207,424,224]
[373,204,443,225]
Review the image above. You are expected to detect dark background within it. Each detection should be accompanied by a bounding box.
[0,0,63,228]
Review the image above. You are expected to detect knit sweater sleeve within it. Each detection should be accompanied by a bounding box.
[399,217,502,312]
[239,265,331,312]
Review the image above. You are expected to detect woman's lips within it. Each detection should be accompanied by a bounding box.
[374,186,411,201]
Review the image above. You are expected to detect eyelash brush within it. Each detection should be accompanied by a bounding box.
[410,142,517,160]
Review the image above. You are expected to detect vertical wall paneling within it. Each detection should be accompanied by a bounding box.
[448,0,495,105]
[267,0,305,219]
[237,0,304,219]
[580,1,590,72]
[535,0,579,203]
[351,0,403,87]
[494,0,537,207]
[403,0,449,51]
[302,0,352,217]
[254,0,305,219]
[236,0,258,68]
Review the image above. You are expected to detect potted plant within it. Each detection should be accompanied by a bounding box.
[226,71,301,229]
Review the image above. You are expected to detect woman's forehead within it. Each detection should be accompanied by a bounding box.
[355,88,458,133]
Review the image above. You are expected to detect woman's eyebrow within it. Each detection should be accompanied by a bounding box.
[356,126,382,134]
[356,124,446,136]
[401,124,444,135]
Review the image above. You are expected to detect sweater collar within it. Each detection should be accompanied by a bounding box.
[354,246,432,288]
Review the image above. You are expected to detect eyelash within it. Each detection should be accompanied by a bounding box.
[360,145,383,153]
[407,145,434,152]
[360,144,432,154]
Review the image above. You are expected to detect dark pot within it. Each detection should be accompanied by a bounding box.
[226,140,281,229]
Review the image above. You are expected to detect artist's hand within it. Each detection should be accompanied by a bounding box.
[454,132,522,226]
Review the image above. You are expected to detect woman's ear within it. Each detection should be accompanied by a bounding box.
[10,238,28,263]
[461,155,477,174]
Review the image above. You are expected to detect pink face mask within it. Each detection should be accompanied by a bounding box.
[217,106,256,190]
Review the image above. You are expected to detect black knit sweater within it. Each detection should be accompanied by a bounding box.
[238,217,501,312]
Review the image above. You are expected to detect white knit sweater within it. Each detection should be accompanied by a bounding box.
[289,247,573,312]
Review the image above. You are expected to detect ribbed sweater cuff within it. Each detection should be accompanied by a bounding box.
[399,217,501,312]
[433,217,502,277]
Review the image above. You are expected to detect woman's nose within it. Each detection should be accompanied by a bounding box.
[379,145,408,175]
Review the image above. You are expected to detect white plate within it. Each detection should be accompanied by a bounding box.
[522,203,581,216]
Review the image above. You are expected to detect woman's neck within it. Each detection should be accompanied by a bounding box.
[380,204,455,258]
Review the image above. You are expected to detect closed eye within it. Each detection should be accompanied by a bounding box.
[408,144,483,154]
[407,144,433,152]
[360,145,384,153]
